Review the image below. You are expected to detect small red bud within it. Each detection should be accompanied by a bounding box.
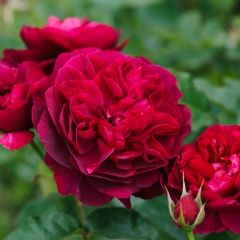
[174,193,200,225]
[166,175,206,232]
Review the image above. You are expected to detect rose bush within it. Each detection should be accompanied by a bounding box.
[0,61,44,150]
[3,16,125,70]
[34,48,191,206]
[168,125,240,234]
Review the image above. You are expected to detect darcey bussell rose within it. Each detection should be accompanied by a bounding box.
[168,125,240,234]
[0,61,44,150]
[3,16,125,69]
[34,48,191,206]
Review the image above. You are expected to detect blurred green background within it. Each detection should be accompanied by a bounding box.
[0,0,240,239]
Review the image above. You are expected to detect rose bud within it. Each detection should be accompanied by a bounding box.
[166,177,205,232]
[174,193,200,225]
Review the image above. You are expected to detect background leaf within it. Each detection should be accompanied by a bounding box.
[87,207,173,240]
[6,211,80,240]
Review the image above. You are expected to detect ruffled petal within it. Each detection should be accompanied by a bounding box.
[37,110,73,169]
[0,131,33,150]
[45,154,112,206]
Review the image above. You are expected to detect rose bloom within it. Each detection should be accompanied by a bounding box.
[0,61,44,150]
[34,48,191,206]
[168,125,240,234]
[3,16,125,69]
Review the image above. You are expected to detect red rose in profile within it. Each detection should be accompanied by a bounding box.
[0,62,44,150]
[34,48,191,206]
[3,16,126,69]
[168,125,240,234]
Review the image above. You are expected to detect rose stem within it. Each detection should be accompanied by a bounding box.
[186,231,196,240]
[78,202,88,239]
[30,140,44,159]
[78,202,86,225]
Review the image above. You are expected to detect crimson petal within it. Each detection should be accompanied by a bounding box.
[0,131,33,150]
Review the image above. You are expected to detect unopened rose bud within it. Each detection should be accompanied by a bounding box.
[174,193,200,225]
[166,175,205,232]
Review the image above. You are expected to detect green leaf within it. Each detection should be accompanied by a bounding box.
[63,234,84,240]
[5,211,80,240]
[194,78,240,114]
[90,0,161,9]
[177,10,202,40]
[17,196,61,224]
[88,236,111,240]
[135,196,186,240]
[203,232,240,240]
[16,194,80,225]
[176,71,214,133]
[87,207,172,240]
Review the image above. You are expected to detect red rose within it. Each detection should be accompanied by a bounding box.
[0,61,44,150]
[34,48,191,206]
[3,16,126,69]
[168,125,240,234]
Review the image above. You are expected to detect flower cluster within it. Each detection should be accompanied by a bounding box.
[168,125,240,234]
[0,16,124,150]
[2,15,239,236]
[0,16,190,207]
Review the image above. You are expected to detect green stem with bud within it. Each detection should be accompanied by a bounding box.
[186,231,195,240]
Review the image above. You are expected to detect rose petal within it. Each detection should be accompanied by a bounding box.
[0,131,33,150]
[45,154,112,206]
[220,209,240,233]
[195,208,226,234]
[37,110,72,168]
